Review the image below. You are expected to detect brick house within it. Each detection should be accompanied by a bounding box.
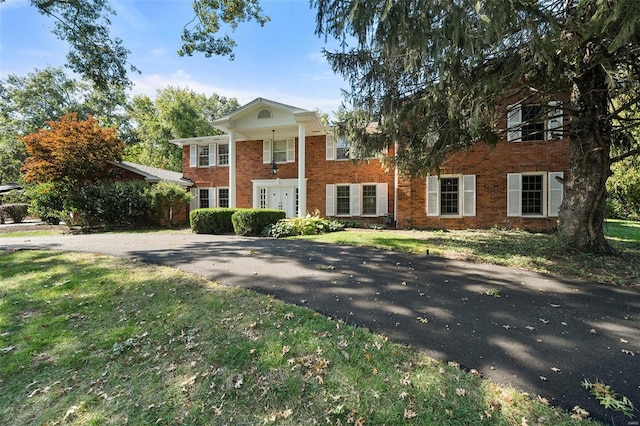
[172,97,568,231]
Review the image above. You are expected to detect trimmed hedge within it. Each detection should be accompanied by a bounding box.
[190,208,239,234]
[231,209,286,236]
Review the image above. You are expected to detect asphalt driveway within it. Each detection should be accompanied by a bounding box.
[2,230,638,424]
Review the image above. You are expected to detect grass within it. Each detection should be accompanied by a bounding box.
[294,223,640,287]
[605,219,640,243]
[0,250,594,425]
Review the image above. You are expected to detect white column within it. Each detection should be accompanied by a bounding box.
[297,124,306,217]
[229,131,237,208]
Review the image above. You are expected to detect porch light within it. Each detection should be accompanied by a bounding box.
[269,129,278,174]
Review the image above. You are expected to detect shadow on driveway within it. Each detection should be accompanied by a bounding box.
[2,232,639,424]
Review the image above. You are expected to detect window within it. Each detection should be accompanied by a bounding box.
[439,178,459,215]
[521,175,543,215]
[273,140,288,163]
[521,105,545,141]
[362,185,377,215]
[336,185,350,216]
[259,188,267,209]
[507,172,564,217]
[199,146,210,167]
[189,144,219,167]
[426,175,476,217]
[263,138,295,164]
[325,183,388,217]
[336,138,350,160]
[218,188,229,208]
[257,108,272,119]
[199,189,210,208]
[507,102,563,142]
[218,144,229,166]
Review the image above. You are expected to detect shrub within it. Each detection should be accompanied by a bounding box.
[190,208,238,234]
[25,183,67,225]
[1,189,28,204]
[0,204,30,223]
[607,159,640,220]
[269,213,345,238]
[231,209,286,236]
[64,181,153,229]
[149,182,192,226]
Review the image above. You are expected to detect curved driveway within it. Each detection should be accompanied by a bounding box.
[2,230,638,423]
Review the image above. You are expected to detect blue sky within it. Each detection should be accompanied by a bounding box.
[0,0,348,115]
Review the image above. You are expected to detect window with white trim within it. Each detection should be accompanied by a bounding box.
[507,102,563,142]
[218,187,229,208]
[199,146,210,166]
[218,144,229,166]
[336,185,350,216]
[199,188,211,208]
[326,183,389,217]
[507,172,564,217]
[263,138,295,164]
[362,185,377,215]
[189,144,220,167]
[426,175,476,217]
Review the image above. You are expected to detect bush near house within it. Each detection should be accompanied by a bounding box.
[25,183,67,225]
[231,209,286,236]
[190,208,239,234]
[269,213,345,238]
[0,204,29,223]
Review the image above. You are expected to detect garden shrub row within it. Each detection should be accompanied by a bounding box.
[26,181,192,229]
[190,208,285,236]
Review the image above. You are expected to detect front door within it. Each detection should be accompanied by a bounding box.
[267,186,295,218]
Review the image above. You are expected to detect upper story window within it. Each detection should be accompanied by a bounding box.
[263,138,295,164]
[336,138,350,160]
[273,140,289,163]
[198,145,210,166]
[189,143,228,168]
[218,144,229,166]
[507,102,563,142]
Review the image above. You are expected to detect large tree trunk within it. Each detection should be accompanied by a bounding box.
[557,66,611,253]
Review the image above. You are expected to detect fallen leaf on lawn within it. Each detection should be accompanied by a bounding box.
[620,338,629,344]
[456,388,467,396]
[282,345,290,356]
[503,324,511,330]
[561,322,568,326]
[621,349,635,356]
[417,317,429,323]
[372,367,378,375]
[0,346,16,354]
[589,329,597,334]
[525,326,536,331]
[549,304,560,308]
[551,367,561,373]
[539,318,549,324]
[539,376,548,381]
[571,406,590,420]
[404,408,417,419]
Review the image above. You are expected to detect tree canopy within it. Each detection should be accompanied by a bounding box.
[315,0,640,252]
[125,87,239,171]
[21,113,123,185]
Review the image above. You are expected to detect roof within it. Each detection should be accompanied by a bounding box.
[113,162,193,187]
[0,183,22,193]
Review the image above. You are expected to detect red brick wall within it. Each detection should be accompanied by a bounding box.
[182,132,570,231]
[182,136,395,223]
[396,138,570,231]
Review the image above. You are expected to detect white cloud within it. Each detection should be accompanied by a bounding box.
[130,70,344,117]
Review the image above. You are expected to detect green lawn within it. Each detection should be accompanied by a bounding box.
[0,251,594,425]
[605,219,640,243]
[295,223,640,287]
